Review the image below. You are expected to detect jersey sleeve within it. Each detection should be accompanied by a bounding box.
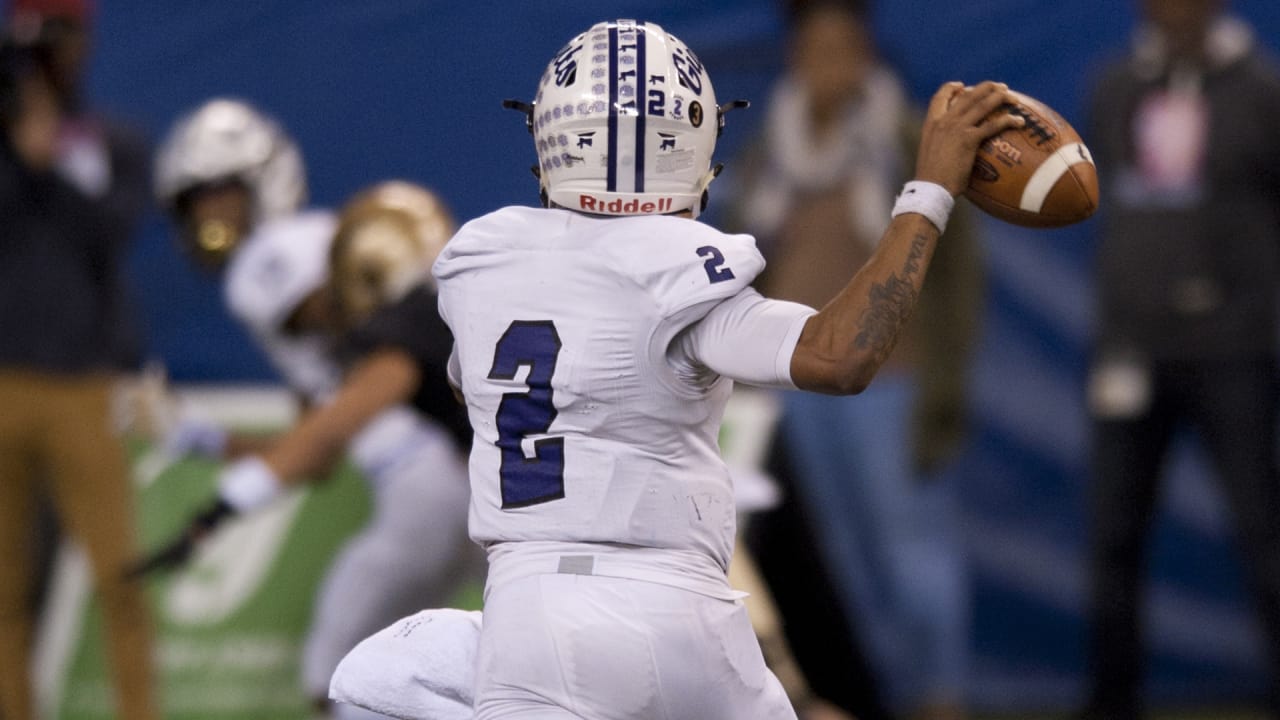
[670,288,815,389]
[613,217,766,320]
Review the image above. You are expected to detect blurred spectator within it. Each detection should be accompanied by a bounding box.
[1081,0,1280,717]
[724,1,984,717]
[0,0,156,718]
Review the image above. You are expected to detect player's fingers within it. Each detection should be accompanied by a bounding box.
[926,81,966,119]
[976,110,1025,140]
[951,81,1010,125]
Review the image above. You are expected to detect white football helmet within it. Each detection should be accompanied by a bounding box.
[154,98,307,264]
[329,180,456,329]
[511,19,746,219]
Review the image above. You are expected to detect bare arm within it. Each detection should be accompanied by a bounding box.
[258,348,421,485]
[131,347,424,576]
[790,81,1021,395]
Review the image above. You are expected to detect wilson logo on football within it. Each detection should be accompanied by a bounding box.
[983,136,1023,166]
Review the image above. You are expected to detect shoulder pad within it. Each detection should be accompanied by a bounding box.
[433,206,534,284]
[603,216,765,318]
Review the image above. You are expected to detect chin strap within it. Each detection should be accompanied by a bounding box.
[691,163,724,219]
[717,99,750,137]
[503,98,536,135]
[505,98,547,204]
[694,100,750,218]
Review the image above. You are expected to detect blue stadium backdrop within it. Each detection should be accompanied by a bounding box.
[37,0,1280,714]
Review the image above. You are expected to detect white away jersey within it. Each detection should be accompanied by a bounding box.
[224,210,341,403]
[433,205,769,572]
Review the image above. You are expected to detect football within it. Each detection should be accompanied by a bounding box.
[964,90,1098,228]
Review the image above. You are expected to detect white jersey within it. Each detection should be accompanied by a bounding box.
[224,210,342,403]
[435,205,786,574]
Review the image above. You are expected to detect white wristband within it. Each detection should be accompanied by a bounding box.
[218,457,284,513]
[891,181,955,234]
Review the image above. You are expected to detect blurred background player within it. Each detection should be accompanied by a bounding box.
[138,156,478,720]
[1081,0,1280,717]
[725,1,983,717]
[0,0,157,717]
[151,98,476,719]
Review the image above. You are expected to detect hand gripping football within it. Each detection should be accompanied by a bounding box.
[965,90,1098,228]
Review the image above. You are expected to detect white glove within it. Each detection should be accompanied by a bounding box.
[217,457,285,513]
[159,405,230,460]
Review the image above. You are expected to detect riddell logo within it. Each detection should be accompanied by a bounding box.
[579,195,674,214]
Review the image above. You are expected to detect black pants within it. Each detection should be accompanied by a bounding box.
[1085,357,1280,718]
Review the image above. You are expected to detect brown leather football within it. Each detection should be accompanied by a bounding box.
[964,90,1099,228]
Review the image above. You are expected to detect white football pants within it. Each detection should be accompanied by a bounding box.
[475,572,797,720]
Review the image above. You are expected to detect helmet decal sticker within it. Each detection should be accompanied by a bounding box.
[552,41,583,87]
[672,45,704,96]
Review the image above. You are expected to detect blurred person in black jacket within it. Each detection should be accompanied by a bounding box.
[1081,1,1280,717]
[0,0,155,718]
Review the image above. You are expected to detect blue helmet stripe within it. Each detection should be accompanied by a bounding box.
[634,21,647,193]
[606,24,619,193]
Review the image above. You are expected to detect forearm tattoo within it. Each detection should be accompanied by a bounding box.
[854,233,928,364]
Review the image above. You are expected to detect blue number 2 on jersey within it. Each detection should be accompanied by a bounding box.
[488,320,565,508]
[697,245,736,283]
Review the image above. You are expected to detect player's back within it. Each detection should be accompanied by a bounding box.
[435,205,764,575]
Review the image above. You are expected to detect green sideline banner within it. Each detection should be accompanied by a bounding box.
[42,447,373,720]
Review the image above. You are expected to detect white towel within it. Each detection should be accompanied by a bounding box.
[330,608,482,720]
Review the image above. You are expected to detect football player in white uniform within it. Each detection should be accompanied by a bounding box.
[156,21,1018,719]
[422,19,1022,720]
[150,100,476,720]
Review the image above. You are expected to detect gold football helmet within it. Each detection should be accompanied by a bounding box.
[329,180,455,329]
